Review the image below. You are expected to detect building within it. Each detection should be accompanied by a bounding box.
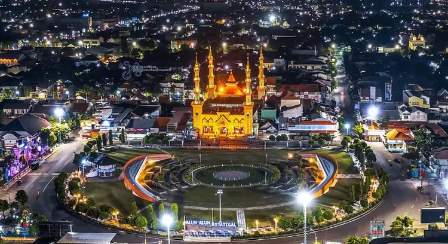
[403,90,430,108]
[0,53,26,66]
[408,34,426,50]
[191,48,267,138]
[431,147,448,179]
[382,129,412,152]
[0,114,51,148]
[398,104,427,121]
[170,38,197,51]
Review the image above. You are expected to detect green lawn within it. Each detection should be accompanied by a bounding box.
[301,148,357,174]
[84,181,148,216]
[106,148,161,166]
[315,178,361,208]
[166,185,294,208]
[181,205,301,227]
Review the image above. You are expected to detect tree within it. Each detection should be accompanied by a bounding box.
[269,135,276,141]
[338,200,348,210]
[277,215,292,229]
[86,197,96,207]
[102,133,107,147]
[308,139,315,147]
[366,152,377,166]
[317,137,326,147]
[119,128,126,144]
[99,212,110,220]
[364,176,371,195]
[147,205,157,227]
[341,139,349,151]
[0,200,9,219]
[344,205,354,214]
[142,136,150,145]
[390,216,405,237]
[150,137,158,144]
[349,185,356,203]
[322,209,333,221]
[158,203,165,216]
[312,207,324,225]
[345,235,370,244]
[358,182,364,200]
[96,136,102,151]
[108,130,113,146]
[353,125,364,135]
[130,202,138,216]
[360,199,368,208]
[135,215,148,230]
[15,190,28,206]
[170,203,179,221]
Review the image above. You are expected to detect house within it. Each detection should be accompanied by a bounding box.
[382,129,412,153]
[259,120,278,135]
[1,102,32,118]
[358,87,382,102]
[0,53,26,66]
[81,37,105,47]
[287,56,328,70]
[398,104,427,121]
[281,105,303,119]
[92,154,117,177]
[131,105,160,119]
[66,102,90,115]
[170,38,197,51]
[277,84,322,103]
[281,118,339,136]
[76,55,101,66]
[167,107,192,137]
[125,118,156,141]
[0,114,51,148]
[431,147,448,179]
[403,90,430,108]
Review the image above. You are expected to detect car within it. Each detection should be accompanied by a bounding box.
[30,162,40,170]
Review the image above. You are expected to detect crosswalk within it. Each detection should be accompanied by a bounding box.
[28,172,60,176]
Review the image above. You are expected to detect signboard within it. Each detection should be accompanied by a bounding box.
[370,86,376,100]
[185,219,236,228]
[385,82,392,101]
[370,220,385,239]
[421,208,445,223]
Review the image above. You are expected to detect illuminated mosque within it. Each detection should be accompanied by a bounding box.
[191,47,267,139]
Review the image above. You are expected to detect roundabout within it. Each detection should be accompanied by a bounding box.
[72,147,389,242]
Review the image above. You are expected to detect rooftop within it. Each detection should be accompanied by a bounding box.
[57,232,116,244]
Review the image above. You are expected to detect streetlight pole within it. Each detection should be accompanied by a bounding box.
[162,214,173,244]
[298,192,312,244]
[344,124,350,135]
[216,190,223,222]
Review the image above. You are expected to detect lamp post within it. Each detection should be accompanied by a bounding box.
[54,107,65,144]
[255,220,259,230]
[161,214,173,244]
[216,190,223,222]
[297,191,312,244]
[309,228,317,244]
[274,218,278,230]
[344,123,350,135]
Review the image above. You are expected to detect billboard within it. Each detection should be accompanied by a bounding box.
[385,82,392,101]
[421,208,445,223]
[370,220,386,239]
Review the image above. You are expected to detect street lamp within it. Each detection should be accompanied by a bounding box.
[161,214,174,244]
[367,106,379,120]
[54,107,64,123]
[297,191,312,244]
[344,123,350,134]
[274,218,278,230]
[331,44,336,49]
[216,190,223,222]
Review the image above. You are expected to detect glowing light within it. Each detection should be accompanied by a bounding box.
[368,106,379,119]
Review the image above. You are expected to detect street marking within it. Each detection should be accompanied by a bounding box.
[43,176,56,193]
[28,173,60,176]
[23,177,38,190]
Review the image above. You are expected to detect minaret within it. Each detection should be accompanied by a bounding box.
[206,47,216,99]
[244,53,252,105]
[257,44,266,100]
[193,52,201,104]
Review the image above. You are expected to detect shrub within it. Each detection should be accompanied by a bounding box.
[67,199,77,209]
